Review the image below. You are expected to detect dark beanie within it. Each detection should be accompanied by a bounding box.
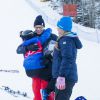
[34,15,45,27]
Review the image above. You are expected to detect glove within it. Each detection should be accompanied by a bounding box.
[16,44,27,54]
[56,77,66,90]
[26,44,39,51]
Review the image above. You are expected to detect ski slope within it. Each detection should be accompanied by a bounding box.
[0,0,100,100]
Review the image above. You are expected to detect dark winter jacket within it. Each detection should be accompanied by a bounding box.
[39,33,58,80]
[52,32,82,82]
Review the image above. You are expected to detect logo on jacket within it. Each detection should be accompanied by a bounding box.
[63,41,66,44]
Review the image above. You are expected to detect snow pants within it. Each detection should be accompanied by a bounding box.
[32,77,48,100]
[32,77,55,100]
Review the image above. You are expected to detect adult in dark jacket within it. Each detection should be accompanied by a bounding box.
[52,16,83,100]
[17,15,57,100]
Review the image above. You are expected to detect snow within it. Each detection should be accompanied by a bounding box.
[73,39,100,100]
[0,0,100,100]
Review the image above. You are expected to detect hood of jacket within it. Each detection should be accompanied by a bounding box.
[64,32,83,49]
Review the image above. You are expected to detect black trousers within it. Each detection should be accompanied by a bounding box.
[46,78,56,94]
[55,81,75,100]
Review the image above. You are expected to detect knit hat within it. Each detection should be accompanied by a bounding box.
[57,16,72,31]
[34,15,45,27]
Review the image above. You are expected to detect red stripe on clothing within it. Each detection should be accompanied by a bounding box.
[24,41,43,58]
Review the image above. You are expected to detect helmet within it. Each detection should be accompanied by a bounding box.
[75,96,87,100]
[20,30,33,36]
[20,30,34,40]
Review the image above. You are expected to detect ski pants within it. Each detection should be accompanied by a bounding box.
[32,77,48,100]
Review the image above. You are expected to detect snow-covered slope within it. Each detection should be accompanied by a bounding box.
[72,39,100,100]
[26,0,100,43]
[0,0,100,100]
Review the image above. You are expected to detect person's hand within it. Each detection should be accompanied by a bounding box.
[26,44,39,51]
[56,76,66,90]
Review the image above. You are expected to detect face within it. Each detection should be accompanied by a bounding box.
[57,27,65,37]
[34,25,44,35]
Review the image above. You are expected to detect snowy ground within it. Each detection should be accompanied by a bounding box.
[0,0,100,100]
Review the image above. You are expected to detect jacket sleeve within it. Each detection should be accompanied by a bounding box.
[58,38,74,77]
[51,34,58,41]
[22,38,39,46]
[16,44,26,54]
[38,28,52,44]
[22,28,52,46]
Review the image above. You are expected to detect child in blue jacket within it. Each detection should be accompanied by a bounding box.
[17,28,52,100]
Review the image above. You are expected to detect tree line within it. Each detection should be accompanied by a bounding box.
[40,0,100,29]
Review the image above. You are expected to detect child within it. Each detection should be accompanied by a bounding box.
[52,16,83,100]
[17,28,51,100]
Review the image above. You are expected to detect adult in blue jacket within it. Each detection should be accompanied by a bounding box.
[52,16,83,100]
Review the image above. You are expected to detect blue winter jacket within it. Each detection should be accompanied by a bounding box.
[21,28,52,70]
[52,32,82,82]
